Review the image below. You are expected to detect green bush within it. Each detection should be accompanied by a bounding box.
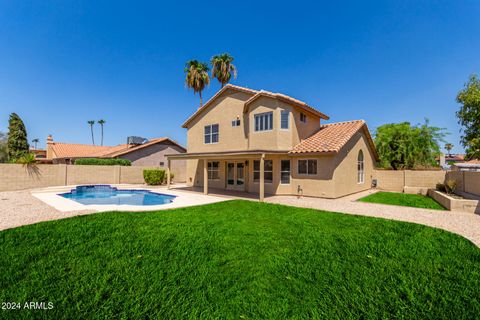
[143,169,165,185]
[74,158,131,166]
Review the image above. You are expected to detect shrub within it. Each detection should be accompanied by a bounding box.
[74,158,131,166]
[445,179,457,195]
[16,153,36,166]
[143,169,165,185]
[436,183,446,192]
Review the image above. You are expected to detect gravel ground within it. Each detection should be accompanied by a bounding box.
[267,190,480,247]
[0,190,95,231]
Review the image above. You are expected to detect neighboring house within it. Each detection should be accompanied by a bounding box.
[45,135,186,181]
[166,84,379,200]
[437,153,465,167]
[452,159,480,172]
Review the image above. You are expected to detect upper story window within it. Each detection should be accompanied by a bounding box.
[204,124,219,144]
[298,159,317,175]
[254,112,273,132]
[231,119,241,127]
[280,110,289,129]
[300,112,307,123]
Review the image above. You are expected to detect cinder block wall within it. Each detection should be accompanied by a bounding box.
[373,170,446,192]
[0,164,184,192]
[447,171,480,196]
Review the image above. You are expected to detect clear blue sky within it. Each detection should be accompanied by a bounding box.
[1,1,478,154]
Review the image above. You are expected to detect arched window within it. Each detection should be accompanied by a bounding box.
[357,150,364,184]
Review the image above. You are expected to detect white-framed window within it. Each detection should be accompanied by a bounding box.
[253,160,273,183]
[280,110,289,129]
[208,161,220,180]
[280,160,291,184]
[231,119,241,127]
[204,124,219,144]
[357,150,364,184]
[300,112,307,123]
[298,159,317,175]
[254,112,273,132]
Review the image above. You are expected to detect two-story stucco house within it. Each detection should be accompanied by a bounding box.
[166,84,378,201]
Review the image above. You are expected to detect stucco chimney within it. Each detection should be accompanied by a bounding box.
[46,135,54,159]
[439,153,446,167]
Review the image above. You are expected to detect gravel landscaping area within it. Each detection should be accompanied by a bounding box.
[0,190,95,231]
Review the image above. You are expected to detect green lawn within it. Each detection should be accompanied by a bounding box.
[358,191,446,210]
[1,201,479,319]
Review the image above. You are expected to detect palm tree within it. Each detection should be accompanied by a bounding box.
[98,119,106,146]
[184,60,210,108]
[445,143,453,156]
[87,120,95,145]
[211,53,237,88]
[31,138,39,149]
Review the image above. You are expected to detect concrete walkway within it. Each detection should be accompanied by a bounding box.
[266,190,480,247]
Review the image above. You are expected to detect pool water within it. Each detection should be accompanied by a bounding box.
[60,185,176,206]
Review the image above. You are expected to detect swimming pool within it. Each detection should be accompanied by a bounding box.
[60,185,176,206]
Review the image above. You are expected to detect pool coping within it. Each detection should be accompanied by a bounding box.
[31,184,229,212]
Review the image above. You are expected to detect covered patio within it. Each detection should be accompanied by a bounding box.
[165,150,289,202]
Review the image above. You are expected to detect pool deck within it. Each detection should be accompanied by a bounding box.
[32,184,228,212]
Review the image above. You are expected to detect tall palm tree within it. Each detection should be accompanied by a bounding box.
[445,143,453,156]
[98,119,106,146]
[184,60,210,108]
[31,138,39,149]
[87,120,95,145]
[210,53,237,88]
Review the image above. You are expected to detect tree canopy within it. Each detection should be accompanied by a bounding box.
[456,74,480,160]
[184,60,210,107]
[7,113,29,160]
[211,53,237,88]
[374,120,446,170]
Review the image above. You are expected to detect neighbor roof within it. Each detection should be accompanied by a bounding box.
[49,143,127,159]
[182,84,328,128]
[289,120,379,159]
[49,138,185,160]
[101,137,186,158]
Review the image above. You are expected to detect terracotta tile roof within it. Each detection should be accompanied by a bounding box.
[49,143,126,159]
[289,120,378,159]
[182,84,329,127]
[466,159,480,164]
[244,90,329,120]
[49,138,185,159]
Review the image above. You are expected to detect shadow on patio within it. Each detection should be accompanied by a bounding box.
[169,185,268,201]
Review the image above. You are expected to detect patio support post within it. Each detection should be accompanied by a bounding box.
[167,159,171,189]
[259,154,265,202]
[203,159,208,195]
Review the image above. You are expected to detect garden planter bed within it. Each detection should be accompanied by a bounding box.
[428,189,480,214]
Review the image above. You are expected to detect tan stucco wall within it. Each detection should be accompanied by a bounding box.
[119,143,186,182]
[185,89,321,153]
[0,164,178,191]
[184,132,376,199]
[186,90,253,153]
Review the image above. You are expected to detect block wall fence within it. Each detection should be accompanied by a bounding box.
[0,164,185,192]
[0,164,478,197]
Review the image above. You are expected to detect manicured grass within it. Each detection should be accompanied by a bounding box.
[1,201,479,319]
[358,191,446,210]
